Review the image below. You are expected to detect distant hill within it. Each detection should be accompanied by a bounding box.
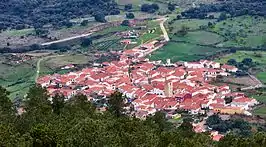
[0,0,120,30]
[182,0,266,19]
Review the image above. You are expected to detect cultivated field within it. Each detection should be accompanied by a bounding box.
[172,31,224,45]
[149,42,221,62]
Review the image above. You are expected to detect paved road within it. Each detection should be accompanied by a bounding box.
[41,33,92,46]
[35,55,65,82]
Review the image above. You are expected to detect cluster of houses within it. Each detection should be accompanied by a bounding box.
[6,53,33,64]
[37,40,259,140]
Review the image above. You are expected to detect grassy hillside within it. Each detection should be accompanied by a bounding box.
[213,16,266,48]
[0,0,120,30]
[0,60,36,99]
[215,51,266,64]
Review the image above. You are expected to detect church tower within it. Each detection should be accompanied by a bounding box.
[164,79,173,97]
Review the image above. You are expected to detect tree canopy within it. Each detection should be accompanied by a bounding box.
[81,38,93,47]
[181,0,266,19]
[126,13,135,19]
[0,0,119,30]
[141,3,160,13]
[121,20,130,26]
[124,4,133,11]
[0,85,266,146]
[168,3,176,11]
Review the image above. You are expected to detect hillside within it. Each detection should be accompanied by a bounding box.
[182,0,266,18]
[0,0,120,30]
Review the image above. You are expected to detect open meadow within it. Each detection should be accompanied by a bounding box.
[213,15,266,48]
[169,19,216,32]
[171,31,224,45]
[256,72,266,84]
[39,54,95,76]
[215,51,266,64]
[254,105,266,118]
[0,59,36,99]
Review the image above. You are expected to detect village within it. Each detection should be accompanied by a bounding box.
[37,39,260,141]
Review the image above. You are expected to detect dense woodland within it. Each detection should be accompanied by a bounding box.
[0,0,120,30]
[182,0,266,19]
[0,85,266,146]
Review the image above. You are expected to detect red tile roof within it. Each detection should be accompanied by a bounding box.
[212,134,224,141]
[210,103,224,109]
[142,84,153,91]
[233,97,253,103]
[221,64,237,70]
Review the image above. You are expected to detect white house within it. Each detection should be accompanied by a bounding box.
[184,62,204,69]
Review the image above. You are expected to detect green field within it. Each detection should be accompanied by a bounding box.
[213,15,266,47]
[215,51,266,64]
[169,19,216,33]
[0,61,36,99]
[251,88,266,117]
[257,72,266,84]
[151,18,223,62]
[39,54,94,76]
[149,42,222,62]
[254,106,266,117]
[172,31,224,45]
[141,28,162,43]
[252,95,266,103]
